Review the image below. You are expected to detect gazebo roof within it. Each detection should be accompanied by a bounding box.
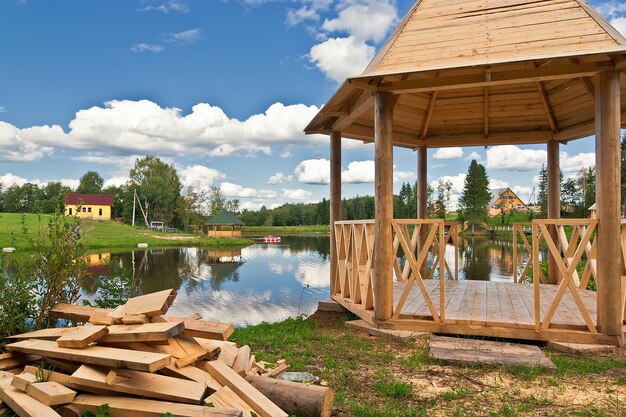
[204,210,245,226]
[305,0,626,148]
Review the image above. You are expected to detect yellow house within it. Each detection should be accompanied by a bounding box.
[64,193,113,220]
[488,188,529,216]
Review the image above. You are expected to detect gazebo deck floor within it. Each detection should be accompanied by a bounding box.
[332,280,623,345]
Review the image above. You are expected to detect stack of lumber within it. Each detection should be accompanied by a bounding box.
[0,289,334,417]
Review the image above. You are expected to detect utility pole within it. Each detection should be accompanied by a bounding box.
[132,190,137,227]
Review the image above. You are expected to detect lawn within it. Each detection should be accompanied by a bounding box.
[231,312,626,417]
[243,225,330,236]
[0,213,253,251]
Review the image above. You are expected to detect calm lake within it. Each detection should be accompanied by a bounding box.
[81,235,540,326]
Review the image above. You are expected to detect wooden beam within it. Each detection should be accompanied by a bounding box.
[374,92,395,321]
[420,92,437,140]
[595,70,624,336]
[99,322,185,344]
[6,339,171,373]
[417,146,428,278]
[484,68,490,138]
[26,381,76,406]
[330,131,342,294]
[537,81,559,133]
[56,326,108,349]
[332,92,373,131]
[153,316,234,341]
[547,141,561,285]
[108,288,176,319]
[0,376,63,417]
[50,304,113,322]
[359,62,615,94]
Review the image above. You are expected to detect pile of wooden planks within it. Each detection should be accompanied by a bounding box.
[0,289,334,417]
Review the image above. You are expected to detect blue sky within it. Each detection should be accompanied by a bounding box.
[0,0,623,211]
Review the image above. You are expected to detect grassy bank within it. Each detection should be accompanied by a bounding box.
[232,313,625,417]
[243,225,329,236]
[0,213,253,251]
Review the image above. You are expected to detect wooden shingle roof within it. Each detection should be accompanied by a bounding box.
[305,0,626,148]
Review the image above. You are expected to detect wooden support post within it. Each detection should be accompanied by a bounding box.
[595,70,623,336]
[330,131,342,294]
[418,146,428,278]
[374,92,395,321]
[547,140,560,285]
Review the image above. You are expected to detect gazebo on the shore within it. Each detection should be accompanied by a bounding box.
[306,0,626,345]
[205,210,245,238]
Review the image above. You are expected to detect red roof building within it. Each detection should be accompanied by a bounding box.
[64,194,114,220]
[65,193,114,206]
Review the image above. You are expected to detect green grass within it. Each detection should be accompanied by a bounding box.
[0,213,253,251]
[242,225,329,236]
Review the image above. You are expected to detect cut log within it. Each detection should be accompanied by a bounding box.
[206,386,254,417]
[50,304,113,322]
[160,364,221,392]
[8,328,74,341]
[247,376,334,417]
[70,365,206,404]
[205,360,288,417]
[22,366,115,396]
[0,353,39,371]
[27,381,77,406]
[11,373,38,391]
[56,326,108,349]
[70,394,243,417]
[231,346,251,377]
[0,376,63,417]
[99,322,185,344]
[108,289,176,319]
[6,339,171,372]
[121,314,150,324]
[156,316,234,341]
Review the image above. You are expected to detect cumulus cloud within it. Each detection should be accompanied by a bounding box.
[486,145,594,174]
[433,147,463,160]
[268,172,292,184]
[162,29,202,45]
[597,1,626,17]
[5,99,323,159]
[139,0,189,13]
[103,177,129,188]
[465,151,481,161]
[287,6,320,27]
[309,36,375,81]
[0,173,78,189]
[294,158,413,184]
[220,182,278,199]
[0,106,5,113]
[180,165,225,189]
[322,0,397,42]
[0,173,30,187]
[610,17,626,35]
[282,188,312,199]
[490,179,509,189]
[130,43,164,53]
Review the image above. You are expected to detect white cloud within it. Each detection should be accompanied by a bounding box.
[294,158,413,184]
[433,147,463,160]
[597,1,626,17]
[238,200,281,211]
[220,182,278,199]
[295,262,330,288]
[7,100,323,158]
[431,173,466,195]
[59,179,79,189]
[465,151,481,161]
[163,29,202,45]
[0,173,30,187]
[268,172,292,184]
[287,6,320,27]
[511,186,534,202]
[0,121,53,162]
[309,36,375,81]
[490,179,509,189]
[610,17,626,35]
[180,165,225,189]
[0,106,5,113]
[486,145,595,174]
[282,188,312,199]
[139,0,189,13]
[130,43,164,53]
[0,173,78,189]
[103,177,128,188]
[321,0,397,43]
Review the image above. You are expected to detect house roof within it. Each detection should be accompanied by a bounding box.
[489,188,509,208]
[204,210,245,226]
[65,193,113,206]
[305,0,626,148]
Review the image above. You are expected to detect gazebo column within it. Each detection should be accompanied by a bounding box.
[547,140,560,284]
[595,70,622,336]
[329,131,342,294]
[374,92,395,321]
[417,146,428,278]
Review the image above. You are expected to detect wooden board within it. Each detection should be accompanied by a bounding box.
[205,360,288,417]
[11,373,38,391]
[0,353,39,371]
[27,381,76,406]
[99,322,185,344]
[70,365,206,404]
[22,366,115,396]
[0,375,62,417]
[50,304,113,322]
[108,289,176,319]
[56,326,108,348]
[159,364,222,393]
[429,336,556,370]
[206,386,254,417]
[231,346,251,377]
[6,339,171,372]
[7,328,75,341]
[155,316,234,341]
[70,394,243,417]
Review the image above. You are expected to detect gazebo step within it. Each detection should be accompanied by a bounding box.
[317,299,346,313]
[345,319,429,341]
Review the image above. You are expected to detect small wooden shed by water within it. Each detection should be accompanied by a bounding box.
[205,210,245,238]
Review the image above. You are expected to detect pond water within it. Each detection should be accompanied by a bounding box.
[81,235,541,326]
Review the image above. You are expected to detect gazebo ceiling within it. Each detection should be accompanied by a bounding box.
[305,0,626,148]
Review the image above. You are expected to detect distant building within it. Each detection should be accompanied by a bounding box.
[488,188,529,216]
[205,210,245,238]
[64,193,114,220]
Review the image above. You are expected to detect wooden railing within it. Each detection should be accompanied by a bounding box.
[532,219,598,333]
[512,223,543,284]
[622,221,626,323]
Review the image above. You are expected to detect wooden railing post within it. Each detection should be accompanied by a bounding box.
[329,131,342,294]
[547,140,560,285]
[373,92,394,321]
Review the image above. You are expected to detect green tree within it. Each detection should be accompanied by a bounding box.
[76,171,104,194]
[538,164,548,216]
[459,160,490,232]
[433,180,452,220]
[128,156,182,224]
[208,185,226,217]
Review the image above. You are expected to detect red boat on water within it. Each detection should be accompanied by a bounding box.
[260,236,281,243]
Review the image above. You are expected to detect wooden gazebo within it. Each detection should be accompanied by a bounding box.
[205,210,245,238]
[306,0,626,345]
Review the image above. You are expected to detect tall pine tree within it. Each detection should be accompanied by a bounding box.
[459,160,490,232]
